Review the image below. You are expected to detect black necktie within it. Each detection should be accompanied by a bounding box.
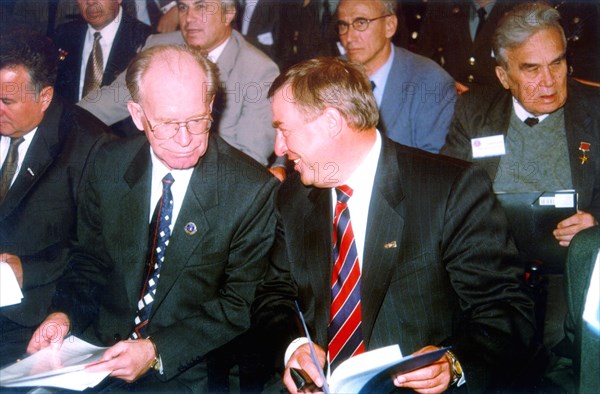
[475,7,486,39]
[370,80,376,92]
[0,137,25,203]
[146,0,162,29]
[524,117,539,127]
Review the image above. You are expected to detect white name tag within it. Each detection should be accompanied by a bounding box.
[539,193,575,208]
[471,135,506,158]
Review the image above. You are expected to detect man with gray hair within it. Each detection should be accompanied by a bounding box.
[78,0,279,166]
[28,44,278,391]
[442,2,600,248]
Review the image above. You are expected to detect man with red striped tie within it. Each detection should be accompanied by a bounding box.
[252,57,536,393]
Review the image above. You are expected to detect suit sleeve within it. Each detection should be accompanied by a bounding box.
[440,165,536,391]
[439,93,473,161]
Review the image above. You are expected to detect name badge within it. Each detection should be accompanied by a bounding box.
[471,135,506,158]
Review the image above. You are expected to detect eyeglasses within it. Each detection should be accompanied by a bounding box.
[140,107,212,140]
[336,14,391,35]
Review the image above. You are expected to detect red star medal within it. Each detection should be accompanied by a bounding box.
[579,141,591,164]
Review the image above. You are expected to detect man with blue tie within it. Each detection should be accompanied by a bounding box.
[28,45,278,391]
[252,57,535,393]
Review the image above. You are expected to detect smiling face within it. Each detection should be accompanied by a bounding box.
[495,27,568,116]
[272,86,340,187]
[337,0,397,76]
[178,0,234,51]
[128,55,213,170]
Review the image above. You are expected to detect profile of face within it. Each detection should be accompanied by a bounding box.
[272,87,343,187]
[337,0,397,75]
[128,55,213,170]
[495,27,568,116]
[178,0,234,51]
[0,65,52,138]
[77,0,122,30]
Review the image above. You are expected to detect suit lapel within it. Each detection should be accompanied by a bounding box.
[121,144,154,306]
[304,187,335,346]
[360,139,405,348]
[0,101,63,220]
[564,81,597,207]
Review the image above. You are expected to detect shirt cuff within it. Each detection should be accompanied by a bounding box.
[283,337,310,367]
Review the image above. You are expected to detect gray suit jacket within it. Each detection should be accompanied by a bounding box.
[441,80,600,221]
[379,46,456,154]
[78,30,279,165]
[253,136,536,392]
[52,134,278,390]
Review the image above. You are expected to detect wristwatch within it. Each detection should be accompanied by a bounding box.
[148,337,161,371]
[445,350,463,386]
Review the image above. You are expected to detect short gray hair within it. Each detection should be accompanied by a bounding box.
[126,45,219,103]
[493,2,566,68]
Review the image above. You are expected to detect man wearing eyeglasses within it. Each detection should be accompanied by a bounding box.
[27,45,279,392]
[336,0,456,154]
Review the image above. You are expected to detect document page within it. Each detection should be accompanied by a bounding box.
[0,336,111,391]
[0,261,23,307]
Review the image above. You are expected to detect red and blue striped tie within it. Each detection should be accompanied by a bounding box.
[328,185,365,372]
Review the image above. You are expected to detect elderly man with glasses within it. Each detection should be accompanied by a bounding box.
[27,44,279,392]
[336,0,456,153]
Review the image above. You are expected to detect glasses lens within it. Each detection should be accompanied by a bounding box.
[336,21,349,34]
[353,18,369,31]
[186,118,211,134]
[154,123,179,139]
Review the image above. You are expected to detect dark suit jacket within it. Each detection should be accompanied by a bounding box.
[51,134,278,390]
[237,0,281,61]
[0,99,109,330]
[54,11,151,103]
[417,0,516,87]
[441,80,600,221]
[252,137,536,392]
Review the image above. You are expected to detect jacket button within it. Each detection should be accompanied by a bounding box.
[114,333,122,342]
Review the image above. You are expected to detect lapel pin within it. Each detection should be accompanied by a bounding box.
[27,168,35,177]
[579,141,590,165]
[384,241,397,249]
[184,222,197,235]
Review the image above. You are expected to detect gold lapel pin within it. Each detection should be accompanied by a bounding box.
[384,241,397,249]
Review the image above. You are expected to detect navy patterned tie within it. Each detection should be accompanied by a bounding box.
[130,173,174,339]
[328,185,365,372]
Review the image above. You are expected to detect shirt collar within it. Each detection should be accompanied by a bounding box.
[208,36,231,63]
[512,97,550,123]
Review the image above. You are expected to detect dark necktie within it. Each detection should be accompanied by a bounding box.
[524,117,539,127]
[82,32,103,98]
[328,185,365,372]
[0,137,25,203]
[370,80,376,92]
[130,173,175,339]
[475,7,487,40]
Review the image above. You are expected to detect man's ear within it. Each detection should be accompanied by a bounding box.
[495,66,510,90]
[127,101,145,131]
[39,86,54,112]
[385,14,398,39]
[324,107,344,138]
[223,3,236,26]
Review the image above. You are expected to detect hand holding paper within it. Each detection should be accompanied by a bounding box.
[554,210,598,247]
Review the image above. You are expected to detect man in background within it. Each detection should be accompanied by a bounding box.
[0,28,109,367]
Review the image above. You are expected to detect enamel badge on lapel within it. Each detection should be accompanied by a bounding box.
[184,222,197,235]
[579,141,590,165]
[384,241,397,249]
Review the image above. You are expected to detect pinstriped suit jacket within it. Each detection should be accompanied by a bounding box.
[253,136,536,392]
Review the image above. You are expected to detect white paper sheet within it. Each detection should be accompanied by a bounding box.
[0,261,23,307]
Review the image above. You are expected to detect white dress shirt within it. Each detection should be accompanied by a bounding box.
[0,128,38,189]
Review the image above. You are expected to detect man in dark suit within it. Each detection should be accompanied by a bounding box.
[54,0,151,104]
[0,28,110,367]
[252,57,535,393]
[416,0,518,89]
[28,44,278,391]
[441,3,600,247]
[336,0,456,154]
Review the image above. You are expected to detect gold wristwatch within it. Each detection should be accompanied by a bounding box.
[148,337,161,371]
[445,350,463,386]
